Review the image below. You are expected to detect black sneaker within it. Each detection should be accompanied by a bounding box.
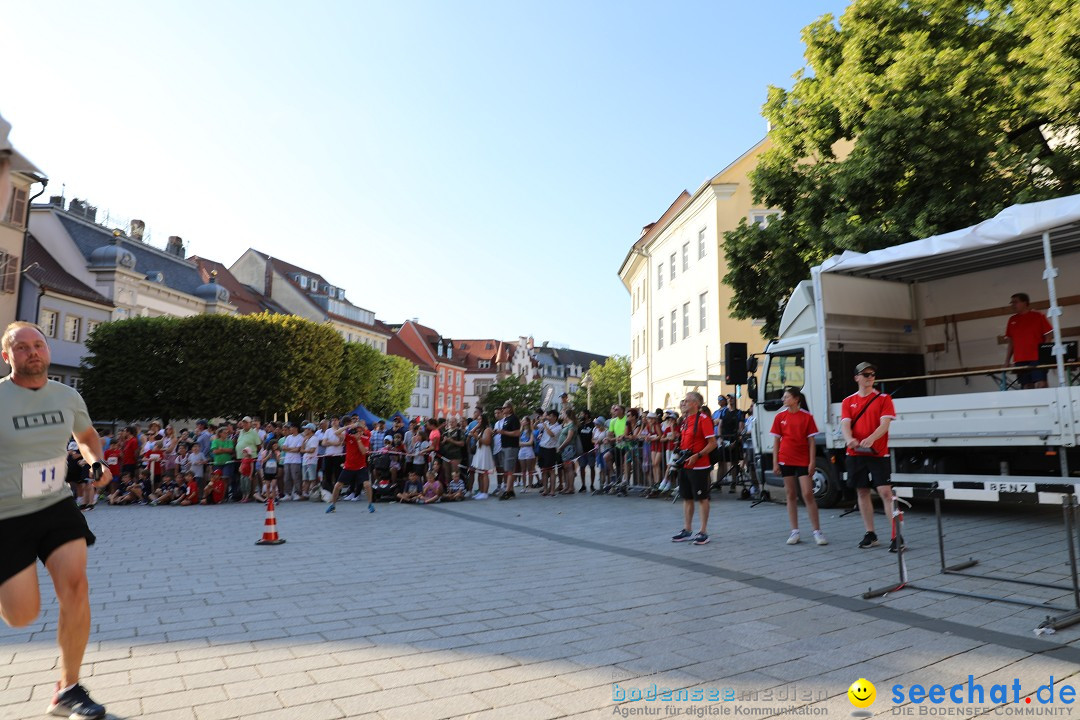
[858,531,879,549]
[671,529,693,542]
[889,537,906,553]
[498,491,516,501]
[692,532,710,546]
[49,683,105,720]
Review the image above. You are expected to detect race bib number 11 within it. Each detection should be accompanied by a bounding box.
[22,455,67,499]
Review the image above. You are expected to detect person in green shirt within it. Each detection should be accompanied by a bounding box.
[210,427,235,500]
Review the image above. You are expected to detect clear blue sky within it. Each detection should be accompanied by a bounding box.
[4,0,846,357]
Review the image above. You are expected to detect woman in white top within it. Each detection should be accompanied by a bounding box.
[469,416,495,500]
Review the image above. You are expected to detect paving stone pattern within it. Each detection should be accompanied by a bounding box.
[2,489,1079,719]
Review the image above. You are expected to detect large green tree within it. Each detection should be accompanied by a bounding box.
[571,355,630,415]
[367,354,418,418]
[723,0,1080,337]
[479,375,542,422]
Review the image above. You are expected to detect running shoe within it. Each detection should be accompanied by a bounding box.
[692,532,710,546]
[48,683,105,720]
[858,531,879,549]
[671,529,693,542]
[813,531,828,546]
[889,537,906,553]
[368,503,375,513]
[787,530,801,545]
[325,504,335,513]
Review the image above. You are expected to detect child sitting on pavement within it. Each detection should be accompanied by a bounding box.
[201,470,227,505]
[443,468,465,501]
[178,472,200,506]
[420,471,442,504]
[108,473,136,505]
[396,469,422,503]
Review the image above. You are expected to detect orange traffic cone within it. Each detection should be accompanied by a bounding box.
[255,496,286,545]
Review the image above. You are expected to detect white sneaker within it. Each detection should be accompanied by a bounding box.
[343,494,356,502]
[787,530,801,545]
[291,493,300,501]
[814,531,829,546]
[474,492,488,500]
[279,494,289,502]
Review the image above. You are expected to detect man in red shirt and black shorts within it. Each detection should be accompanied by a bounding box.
[326,417,374,514]
[1004,292,1053,389]
[842,362,899,551]
[671,391,717,546]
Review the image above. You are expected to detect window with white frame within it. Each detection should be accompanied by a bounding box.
[455,396,461,410]
[411,394,420,406]
[478,359,491,369]
[438,393,444,409]
[682,243,689,272]
[86,320,101,338]
[682,302,690,339]
[421,375,430,389]
[422,396,429,408]
[67,376,82,392]
[669,253,676,280]
[658,317,664,349]
[750,210,782,228]
[670,310,677,344]
[40,309,58,338]
[698,228,706,259]
[64,315,81,343]
[438,368,444,384]
[2,186,28,229]
[48,374,63,383]
[699,292,707,331]
[657,263,663,290]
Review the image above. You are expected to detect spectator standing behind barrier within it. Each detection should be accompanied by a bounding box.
[209,427,235,498]
[671,391,716,546]
[842,362,900,551]
[469,416,494,499]
[235,416,261,484]
[494,400,521,500]
[577,409,596,492]
[1004,292,1053,389]
[770,387,827,546]
[279,424,303,500]
[321,417,344,493]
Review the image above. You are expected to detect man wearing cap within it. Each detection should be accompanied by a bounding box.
[841,362,899,550]
[0,321,112,720]
[492,400,521,500]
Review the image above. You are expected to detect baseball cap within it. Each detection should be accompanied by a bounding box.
[645,412,657,419]
[302,422,317,431]
[854,362,877,374]
[593,416,607,426]
[241,416,252,422]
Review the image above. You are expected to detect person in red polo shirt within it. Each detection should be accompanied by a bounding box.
[770,387,827,547]
[671,391,717,546]
[842,362,899,551]
[1004,292,1053,389]
[325,417,374,514]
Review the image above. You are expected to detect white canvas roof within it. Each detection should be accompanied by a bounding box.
[817,194,1080,282]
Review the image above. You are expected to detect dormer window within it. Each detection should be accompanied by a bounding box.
[337,288,344,299]
[447,344,453,359]
[327,285,334,296]
[296,274,309,289]
[311,279,319,293]
[437,341,444,357]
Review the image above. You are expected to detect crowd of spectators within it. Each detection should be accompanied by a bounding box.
[65,395,756,509]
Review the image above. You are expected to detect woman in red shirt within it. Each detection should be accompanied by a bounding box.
[770,387,827,546]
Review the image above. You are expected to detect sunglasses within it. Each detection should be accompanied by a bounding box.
[859,372,876,378]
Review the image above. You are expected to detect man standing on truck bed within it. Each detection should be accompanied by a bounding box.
[1004,292,1053,389]
[842,362,899,551]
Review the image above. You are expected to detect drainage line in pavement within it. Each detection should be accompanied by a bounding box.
[430,506,1080,665]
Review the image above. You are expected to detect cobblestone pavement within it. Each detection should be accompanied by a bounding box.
[3,484,1080,719]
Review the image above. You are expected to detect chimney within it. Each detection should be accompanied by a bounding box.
[263,259,273,297]
[166,235,184,258]
[68,198,87,217]
[85,205,97,223]
[49,196,64,208]
[130,219,145,241]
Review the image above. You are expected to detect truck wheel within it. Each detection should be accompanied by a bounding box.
[812,461,841,508]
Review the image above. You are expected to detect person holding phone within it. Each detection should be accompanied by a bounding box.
[841,362,898,551]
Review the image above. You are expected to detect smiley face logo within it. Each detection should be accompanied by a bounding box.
[848,678,876,709]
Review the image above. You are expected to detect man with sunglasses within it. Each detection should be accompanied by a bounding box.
[841,362,899,551]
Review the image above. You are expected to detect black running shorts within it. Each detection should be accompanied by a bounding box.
[0,496,95,585]
[678,468,711,501]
